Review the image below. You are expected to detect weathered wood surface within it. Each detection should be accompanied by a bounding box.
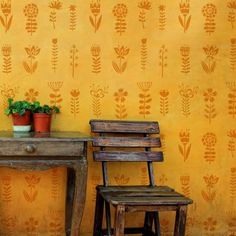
[97,185,174,192]
[90,120,160,134]
[0,132,89,236]
[93,151,163,162]
[92,137,161,148]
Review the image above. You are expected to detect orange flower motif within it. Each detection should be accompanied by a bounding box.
[180,176,190,186]
[203,46,219,59]
[228,0,236,9]
[69,5,76,11]
[25,217,39,232]
[25,89,39,102]
[180,46,190,57]
[24,3,38,17]
[25,46,40,59]
[1,0,11,16]
[90,0,100,17]
[159,5,165,11]
[114,46,129,59]
[49,0,62,10]
[202,132,217,147]
[114,88,128,102]
[91,45,101,57]
[203,217,217,231]
[179,0,190,16]
[202,3,217,18]
[160,90,169,97]
[228,129,236,138]
[25,174,40,188]
[2,45,11,57]
[70,89,80,97]
[113,3,127,18]
[203,88,217,102]
[138,0,151,10]
[203,175,219,188]
[179,130,190,145]
[137,81,152,92]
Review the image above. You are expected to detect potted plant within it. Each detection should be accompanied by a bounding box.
[4,98,32,132]
[32,101,60,132]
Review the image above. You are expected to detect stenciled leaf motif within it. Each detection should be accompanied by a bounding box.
[112,61,120,73]
[121,62,127,72]
[32,62,38,72]
[178,15,184,27]
[178,145,184,155]
[89,16,95,27]
[201,190,209,202]
[186,16,191,31]
[0,16,5,27]
[201,61,209,73]
[97,15,102,30]
[23,61,31,73]
[210,61,216,72]
[186,144,191,159]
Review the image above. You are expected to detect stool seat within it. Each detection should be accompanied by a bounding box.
[98,185,192,206]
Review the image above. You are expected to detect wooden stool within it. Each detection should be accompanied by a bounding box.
[90,119,193,236]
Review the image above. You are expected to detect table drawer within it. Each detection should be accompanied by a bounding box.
[0,140,85,157]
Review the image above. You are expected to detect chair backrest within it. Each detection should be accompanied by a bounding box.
[90,120,163,187]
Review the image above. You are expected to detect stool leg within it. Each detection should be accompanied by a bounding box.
[174,205,187,236]
[114,205,125,236]
[93,191,104,236]
[153,211,161,236]
[143,212,153,235]
[105,201,112,236]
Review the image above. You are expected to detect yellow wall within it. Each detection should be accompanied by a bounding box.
[0,0,235,235]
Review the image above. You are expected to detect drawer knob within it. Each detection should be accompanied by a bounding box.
[25,144,36,153]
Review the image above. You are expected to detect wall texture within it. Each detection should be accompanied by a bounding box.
[0,0,235,235]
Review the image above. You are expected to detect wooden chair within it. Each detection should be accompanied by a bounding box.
[90,119,193,236]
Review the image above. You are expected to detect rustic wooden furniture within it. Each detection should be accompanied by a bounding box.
[90,120,193,236]
[0,131,91,236]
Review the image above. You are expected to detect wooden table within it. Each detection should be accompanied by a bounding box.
[0,131,91,236]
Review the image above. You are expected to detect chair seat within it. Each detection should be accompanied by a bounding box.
[97,185,193,206]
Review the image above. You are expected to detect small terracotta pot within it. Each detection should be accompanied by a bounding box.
[12,111,31,125]
[33,113,51,132]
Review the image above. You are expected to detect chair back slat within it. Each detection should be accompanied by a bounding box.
[92,137,161,148]
[90,120,159,134]
[90,119,162,186]
[94,151,163,162]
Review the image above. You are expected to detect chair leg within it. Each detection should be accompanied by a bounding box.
[93,191,104,236]
[105,201,112,236]
[114,205,125,236]
[174,205,187,236]
[143,212,154,235]
[153,211,161,236]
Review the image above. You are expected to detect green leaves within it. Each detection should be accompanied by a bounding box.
[4,98,31,116]
[31,101,60,114]
[4,98,60,116]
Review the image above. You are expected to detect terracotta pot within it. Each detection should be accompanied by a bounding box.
[33,113,51,132]
[12,111,31,125]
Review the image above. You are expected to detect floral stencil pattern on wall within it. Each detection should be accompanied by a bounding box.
[202,3,217,35]
[114,88,128,119]
[158,5,166,31]
[201,45,218,74]
[138,0,151,29]
[113,3,127,35]
[0,0,13,32]
[90,84,108,118]
[49,0,62,29]
[23,46,40,74]
[23,3,38,35]
[89,0,102,33]
[112,45,129,74]
[178,129,191,162]
[178,0,191,33]
[228,0,236,29]
[2,45,11,74]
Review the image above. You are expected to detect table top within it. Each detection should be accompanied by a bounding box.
[0,131,92,141]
